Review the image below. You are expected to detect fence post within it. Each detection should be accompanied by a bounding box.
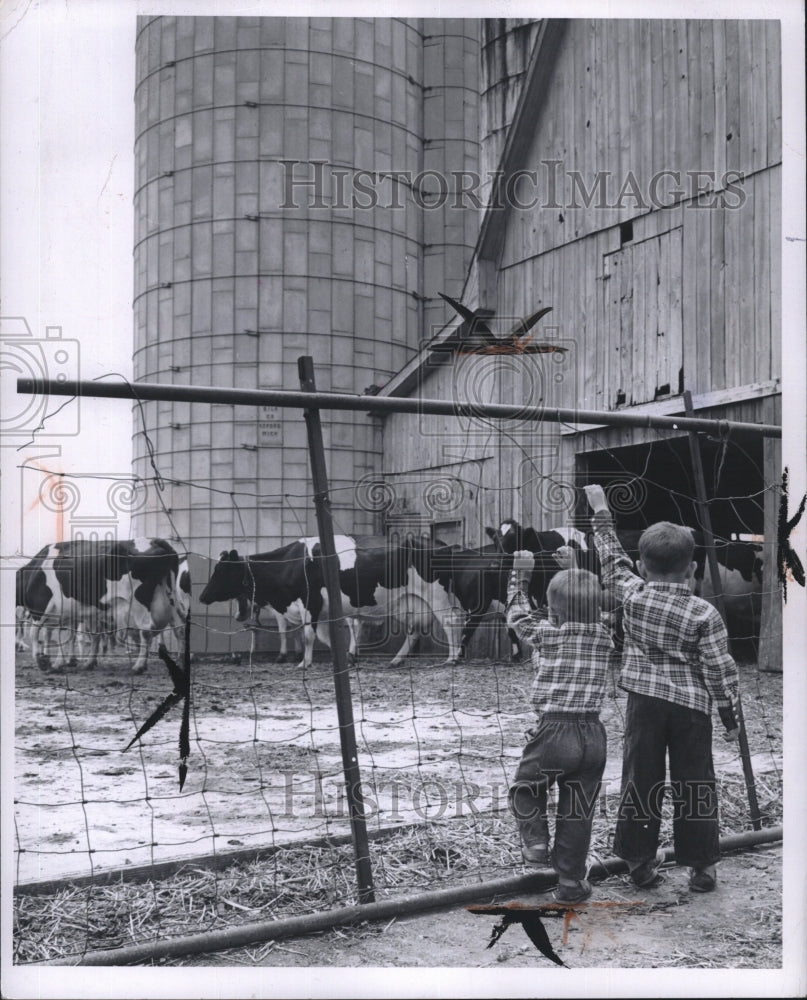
[758,395,783,671]
[683,390,762,831]
[298,356,375,903]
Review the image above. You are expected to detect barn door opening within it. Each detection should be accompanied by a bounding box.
[574,436,763,538]
[575,435,764,660]
[602,228,683,409]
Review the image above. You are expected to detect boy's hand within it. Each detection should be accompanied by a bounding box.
[584,484,610,513]
[552,545,577,569]
[512,550,535,573]
[722,728,741,743]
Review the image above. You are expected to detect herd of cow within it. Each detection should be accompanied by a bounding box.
[14,517,764,674]
[15,539,192,673]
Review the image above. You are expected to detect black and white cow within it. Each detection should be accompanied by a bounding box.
[199,538,323,667]
[494,519,763,643]
[199,534,463,668]
[489,519,595,572]
[428,521,590,662]
[17,538,190,673]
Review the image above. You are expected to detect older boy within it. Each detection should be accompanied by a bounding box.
[584,484,740,892]
[505,553,618,903]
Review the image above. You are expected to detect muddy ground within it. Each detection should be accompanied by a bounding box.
[13,644,783,973]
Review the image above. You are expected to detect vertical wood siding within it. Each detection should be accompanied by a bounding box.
[384,19,780,543]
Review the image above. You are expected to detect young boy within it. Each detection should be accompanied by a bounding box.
[505,550,618,903]
[584,484,740,893]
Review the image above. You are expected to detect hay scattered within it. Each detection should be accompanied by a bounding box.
[12,765,782,966]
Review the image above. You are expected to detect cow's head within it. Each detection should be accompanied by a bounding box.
[486,519,524,553]
[199,550,250,610]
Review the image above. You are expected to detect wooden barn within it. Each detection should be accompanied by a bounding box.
[377,19,782,667]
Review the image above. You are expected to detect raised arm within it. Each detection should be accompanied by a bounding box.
[505,550,551,648]
[583,484,643,601]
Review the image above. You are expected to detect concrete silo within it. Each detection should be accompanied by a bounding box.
[131,16,481,561]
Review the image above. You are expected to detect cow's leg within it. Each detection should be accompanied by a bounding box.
[459,612,487,662]
[15,610,30,652]
[295,621,316,670]
[98,616,117,658]
[66,627,79,669]
[308,612,356,666]
[272,610,292,665]
[35,614,76,672]
[18,613,33,652]
[42,624,71,671]
[436,607,465,665]
[74,623,90,669]
[49,626,73,672]
[81,630,100,670]
[87,632,100,670]
[294,604,318,670]
[130,631,150,674]
[158,623,179,660]
[80,613,102,670]
[390,629,419,666]
[31,618,52,670]
[346,617,359,666]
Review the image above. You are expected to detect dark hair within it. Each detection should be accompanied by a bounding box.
[547,569,602,623]
[638,522,695,575]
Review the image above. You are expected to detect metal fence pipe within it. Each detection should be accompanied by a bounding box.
[298,356,375,904]
[17,378,782,437]
[683,390,763,830]
[35,825,782,967]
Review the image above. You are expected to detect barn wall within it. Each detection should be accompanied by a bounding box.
[379,343,574,546]
[499,19,781,259]
[499,166,781,412]
[381,18,781,551]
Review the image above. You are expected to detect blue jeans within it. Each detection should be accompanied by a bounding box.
[614,692,720,869]
[509,712,607,880]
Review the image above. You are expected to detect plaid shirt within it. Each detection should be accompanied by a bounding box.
[505,572,617,716]
[591,512,739,716]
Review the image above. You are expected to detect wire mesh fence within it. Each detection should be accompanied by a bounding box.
[11,643,783,965]
[7,373,787,965]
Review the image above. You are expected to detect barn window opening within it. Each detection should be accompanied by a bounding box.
[619,220,634,245]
